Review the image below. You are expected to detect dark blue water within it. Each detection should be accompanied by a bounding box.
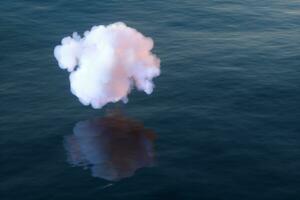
[1,0,300,199]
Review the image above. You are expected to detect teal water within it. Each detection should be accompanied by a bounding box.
[1,0,300,199]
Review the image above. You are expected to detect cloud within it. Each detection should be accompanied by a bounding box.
[54,22,160,108]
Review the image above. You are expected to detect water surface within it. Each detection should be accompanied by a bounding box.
[1,0,300,199]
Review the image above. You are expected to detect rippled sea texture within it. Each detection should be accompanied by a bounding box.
[1,0,300,199]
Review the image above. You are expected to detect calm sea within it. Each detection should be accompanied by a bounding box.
[1,0,300,199]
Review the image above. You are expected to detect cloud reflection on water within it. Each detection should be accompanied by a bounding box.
[64,111,156,181]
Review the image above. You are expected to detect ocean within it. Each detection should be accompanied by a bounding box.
[1,0,300,199]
